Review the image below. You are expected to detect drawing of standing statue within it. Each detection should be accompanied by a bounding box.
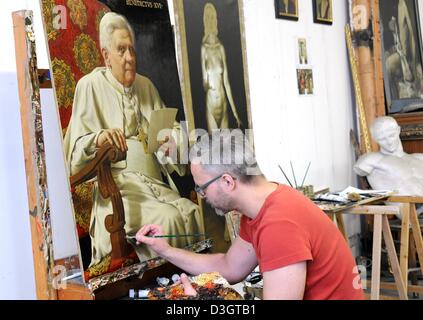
[201,3,242,132]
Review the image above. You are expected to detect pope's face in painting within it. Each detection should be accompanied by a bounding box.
[103,28,136,87]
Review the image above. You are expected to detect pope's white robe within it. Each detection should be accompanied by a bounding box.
[63,67,202,267]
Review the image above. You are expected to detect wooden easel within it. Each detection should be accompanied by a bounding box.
[385,196,423,297]
[326,196,423,300]
[324,196,405,299]
[13,10,57,300]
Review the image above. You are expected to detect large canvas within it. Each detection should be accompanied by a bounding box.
[173,0,252,135]
[173,0,252,252]
[40,0,205,282]
[380,0,423,113]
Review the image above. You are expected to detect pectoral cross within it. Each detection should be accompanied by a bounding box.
[138,128,148,153]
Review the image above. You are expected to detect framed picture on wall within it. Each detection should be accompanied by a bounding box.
[297,69,314,95]
[298,38,308,65]
[274,0,299,21]
[379,0,423,114]
[313,0,333,25]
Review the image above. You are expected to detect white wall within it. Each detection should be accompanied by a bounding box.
[243,0,361,245]
[0,72,36,299]
[244,0,356,192]
[0,1,49,71]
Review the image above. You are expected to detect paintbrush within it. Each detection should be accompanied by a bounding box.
[126,233,207,245]
[290,161,298,189]
[300,162,311,188]
[278,164,293,187]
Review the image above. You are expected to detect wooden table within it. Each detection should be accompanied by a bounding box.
[316,195,409,300]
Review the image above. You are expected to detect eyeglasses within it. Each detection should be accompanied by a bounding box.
[194,174,224,197]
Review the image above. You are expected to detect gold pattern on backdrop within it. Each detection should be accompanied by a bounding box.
[52,58,76,108]
[73,34,101,74]
[96,9,109,33]
[41,0,59,41]
[67,0,88,30]
[73,183,94,234]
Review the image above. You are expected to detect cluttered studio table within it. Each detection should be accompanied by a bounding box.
[313,187,423,300]
[312,187,393,244]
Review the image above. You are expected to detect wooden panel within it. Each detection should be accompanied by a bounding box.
[382,216,407,300]
[410,205,423,277]
[380,282,423,294]
[371,0,387,118]
[351,0,379,152]
[13,10,57,300]
[394,113,423,153]
[371,214,382,300]
[399,203,410,288]
[57,283,93,300]
[402,140,423,154]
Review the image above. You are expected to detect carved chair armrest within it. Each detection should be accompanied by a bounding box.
[70,143,126,188]
[70,143,130,260]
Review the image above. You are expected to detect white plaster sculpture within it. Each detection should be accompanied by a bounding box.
[354,116,423,217]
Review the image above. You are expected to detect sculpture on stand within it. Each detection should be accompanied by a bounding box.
[354,116,423,216]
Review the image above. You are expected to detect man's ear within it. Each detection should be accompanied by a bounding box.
[221,174,236,190]
[101,48,110,67]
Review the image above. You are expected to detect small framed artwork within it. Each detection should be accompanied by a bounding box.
[274,0,299,21]
[298,38,308,65]
[379,0,423,114]
[297,69,314,95]
[313,0,333,25]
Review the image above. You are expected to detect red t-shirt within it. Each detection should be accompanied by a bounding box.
[239,185,365,300]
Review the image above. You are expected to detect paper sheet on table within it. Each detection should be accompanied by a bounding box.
[338,186,393,197]
[147,108,178,154]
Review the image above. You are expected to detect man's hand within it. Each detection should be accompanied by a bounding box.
[135,224,171,256]
[97,128,128,152]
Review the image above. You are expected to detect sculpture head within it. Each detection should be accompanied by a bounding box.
[203,3,218,37]
[371,116,402,155]
[100,12,136,88]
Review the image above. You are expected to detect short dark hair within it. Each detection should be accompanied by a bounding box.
[190,129,263,183]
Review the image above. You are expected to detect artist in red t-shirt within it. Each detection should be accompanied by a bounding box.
[136,130,365,300]
[239,184,364,299]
